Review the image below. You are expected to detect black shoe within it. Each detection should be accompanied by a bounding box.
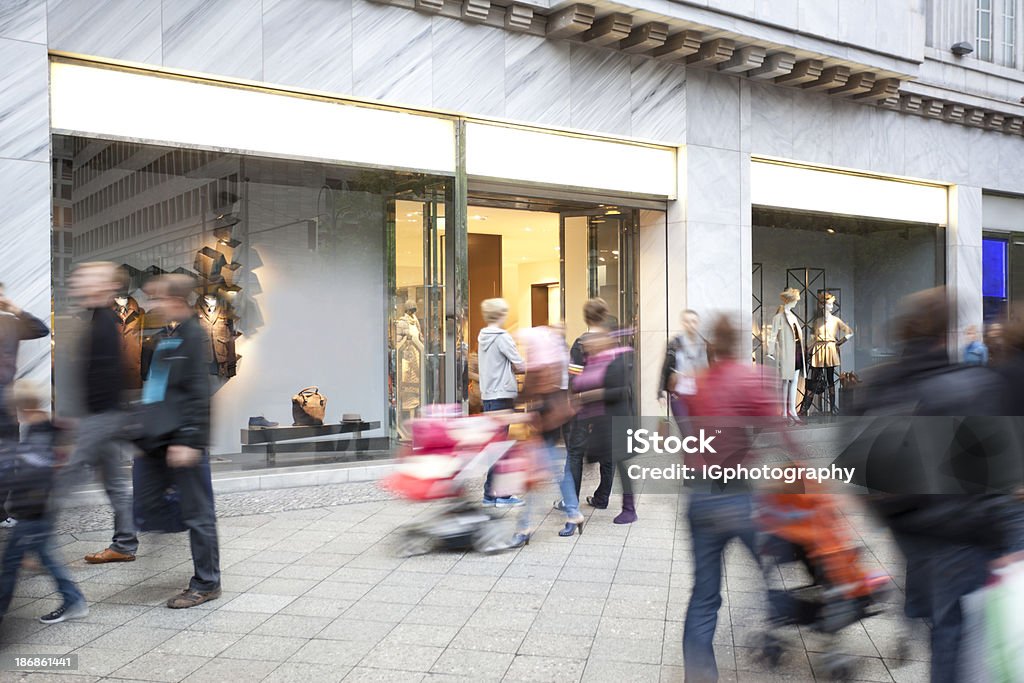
[248,416,279,428]
[39,601,89,624]
[586,496,607,510]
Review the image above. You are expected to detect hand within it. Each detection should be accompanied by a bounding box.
[658,396,667,410]
[167,445,201,468]
[0,295,21,316]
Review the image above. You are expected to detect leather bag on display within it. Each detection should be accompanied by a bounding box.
[292,386,327,426]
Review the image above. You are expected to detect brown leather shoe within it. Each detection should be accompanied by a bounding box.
[84,548,136,564]
[167,587,221,609]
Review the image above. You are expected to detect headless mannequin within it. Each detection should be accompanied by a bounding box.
[779,301,801,419]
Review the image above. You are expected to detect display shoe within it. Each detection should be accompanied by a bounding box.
[248,416,279,428]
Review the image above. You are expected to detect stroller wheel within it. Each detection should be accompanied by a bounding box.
[757,633,784,669]
[821,652,856,681]
[397,529,434,557]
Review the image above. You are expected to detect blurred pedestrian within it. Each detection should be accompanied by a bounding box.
[513,325,583,544]
[659,309,708,431]
[573,328,637,524]
[478,298,526,507]
[682,314,776,683]
[0,283,49,529]
[558,298,610,507]
[848,288,1023,683]
[962,324,988,366]
[0,380,87,625]
[57,263,138,564]
[134,275,221,609]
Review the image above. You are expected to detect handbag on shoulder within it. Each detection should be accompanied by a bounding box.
[292,386,327,426]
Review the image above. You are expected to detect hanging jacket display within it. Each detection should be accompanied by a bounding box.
[113,296,145,389]
[194,297,241,378]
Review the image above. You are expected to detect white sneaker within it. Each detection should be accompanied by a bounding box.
[0,517,16,529]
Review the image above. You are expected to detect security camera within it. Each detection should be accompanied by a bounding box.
[951,42,974,56]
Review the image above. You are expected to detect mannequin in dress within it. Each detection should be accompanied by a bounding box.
[768,288,805,422]
[798,293,852,416]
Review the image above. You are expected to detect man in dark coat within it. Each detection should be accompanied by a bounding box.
[135,274,221,609]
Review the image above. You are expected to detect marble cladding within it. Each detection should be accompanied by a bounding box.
[0,0,45,43]
[0,159,52,396]
[263,0,353,94]
[638,208,669,418]
[162,0,264,80]
[47,0,160,63]
[0,38,49,163]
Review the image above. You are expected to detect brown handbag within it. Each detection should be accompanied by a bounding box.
[292,386,327,426]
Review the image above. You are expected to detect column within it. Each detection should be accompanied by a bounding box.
[638,209,668,418]
[0,3,52,405]
[946,184,983,358]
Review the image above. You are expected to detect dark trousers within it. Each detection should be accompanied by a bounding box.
[481,398,515,499]
[134,448,221,592]
[565,417,592,498]
[587,417,634,508]
[683,494,758,683]
[0,518,85,617]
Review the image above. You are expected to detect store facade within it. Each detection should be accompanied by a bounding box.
[3,1,1024,454]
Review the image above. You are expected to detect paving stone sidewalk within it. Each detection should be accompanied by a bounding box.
[1,474,929,683]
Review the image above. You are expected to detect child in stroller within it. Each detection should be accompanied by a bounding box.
[381,406,534,556]
[756,476,899,679]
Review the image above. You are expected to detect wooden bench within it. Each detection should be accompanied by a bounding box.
[239,421,386,465]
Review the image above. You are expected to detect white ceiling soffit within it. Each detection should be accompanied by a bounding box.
[751,159,948,225]
[50,62,457,175]
[466,122,677,198]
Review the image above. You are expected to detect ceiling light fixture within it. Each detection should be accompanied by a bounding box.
[826,227,836,234]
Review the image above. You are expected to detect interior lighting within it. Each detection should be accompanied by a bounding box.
[750,160,948,225]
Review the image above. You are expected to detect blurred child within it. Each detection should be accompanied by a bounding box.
[0,380,87,625]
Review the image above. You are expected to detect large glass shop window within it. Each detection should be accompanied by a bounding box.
[51,135,448,455]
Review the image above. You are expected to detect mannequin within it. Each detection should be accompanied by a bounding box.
[112,295,145,389]
[768,288,805,422]
[194,293,241,378]
[798,293,852,416]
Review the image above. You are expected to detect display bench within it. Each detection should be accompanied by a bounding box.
[240,421,385,465]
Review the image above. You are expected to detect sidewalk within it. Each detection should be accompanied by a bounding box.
[0,476,928,683]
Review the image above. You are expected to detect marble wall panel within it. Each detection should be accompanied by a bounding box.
[569,43,631,136]
[748,80,794,160]
[505,33,571,128]
[790,92,834,166]
[0,0,45,43]
[797,0,839,39]
[432,19,504,117]
[0,39,48,162]
[830,98,873,172]
[163,0,263,80]
[868,105,906,178]
[686,69,740,151]
[685,221,744,315]
[629,56,685,144]
[0,158,52,394]
[48,0,160,63]
[666,219,687,320]
[352,0,432,107]
[837,0,876,48]
[638,208,668,417]
[965,127,1002,192]
[263,0,352,95]
[903,116,970,186]
[685,145,743,226]
[755,0,798,27]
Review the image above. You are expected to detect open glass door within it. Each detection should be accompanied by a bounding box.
[389,184,449,440]
[560,209,638,342]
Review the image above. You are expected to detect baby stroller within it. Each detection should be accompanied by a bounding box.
[756,484,899,679]
[381,408,532,557]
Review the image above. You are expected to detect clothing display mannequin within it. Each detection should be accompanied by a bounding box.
[195,294,241,378]
[395,301,424,418]
[113,295,145,389]
[768,288,805,421]
[798,294,852,416]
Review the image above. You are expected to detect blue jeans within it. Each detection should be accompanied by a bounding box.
[683,494,758,683]
[0,518,85,617]
[516,433,581,533]
[482,398,515,499]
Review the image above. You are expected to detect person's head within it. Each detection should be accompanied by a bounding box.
[681,309,700,337]
[481,298,509,327]
[146,274,196,322]
[965,324,979,343]
[821,292,837,313]
[8,379,45,423]
[69,262,122,309]
[709,313,740,361]
[779,288,800,311]
[583,298,609,329]
[404,300,417,315]
[581,329,614,356]
[893,287,949,348]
